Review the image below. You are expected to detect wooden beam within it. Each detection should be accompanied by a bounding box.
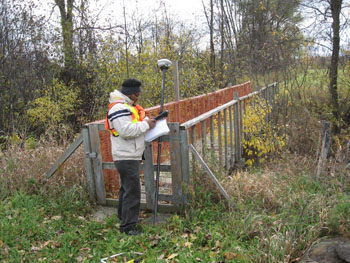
[169,123,183,207]
[189,144,234,208]
[82,128,96,202]
[181,99,238,129]
[89,124,106,205]
[143,142,155,210]
[45,134,83,179]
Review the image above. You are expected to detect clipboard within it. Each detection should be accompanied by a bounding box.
[144,119,170,142]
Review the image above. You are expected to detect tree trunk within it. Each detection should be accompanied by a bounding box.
[123,5,129,78]
[220,0,224,86]
[55,0,75,83]
[209,0,215,79]
[329,0,342,130]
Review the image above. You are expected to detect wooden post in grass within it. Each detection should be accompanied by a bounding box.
[315,121,331,178]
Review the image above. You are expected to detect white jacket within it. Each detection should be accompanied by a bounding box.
[107,90,150,161]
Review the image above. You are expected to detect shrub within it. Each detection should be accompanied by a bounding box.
[242,96,286,166]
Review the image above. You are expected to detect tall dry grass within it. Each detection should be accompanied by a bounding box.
[0,135,87,200]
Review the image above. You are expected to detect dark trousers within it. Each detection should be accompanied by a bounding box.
[114,160,141,232]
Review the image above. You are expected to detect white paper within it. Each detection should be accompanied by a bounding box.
[144,119,170,142]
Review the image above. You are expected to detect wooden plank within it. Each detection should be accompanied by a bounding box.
[210,116,214,150]
[158,194,174,202]
[218,112,223,167]
[201,120,207,157]
[191,125,196,172]
[189,144,233,206]
[181,99,238,129]
[45,134,83,179]
[105,199,177,213]
[238,90,259,101]
[229,106,234,169]
[97,122,172,142]
[315,121,331,178]
[234,93,241,162]
[143,142,155,210]
[238,96,243,160]
[102,162,171,172]
[169,123,182,207]
[89,124,106,205]
[82,128,96,202]
[180,127,190,188]
[224,108,228,169]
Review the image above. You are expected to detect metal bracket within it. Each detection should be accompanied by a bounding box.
[85,152,97,159]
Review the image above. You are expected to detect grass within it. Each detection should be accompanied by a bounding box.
[1,150,349,262]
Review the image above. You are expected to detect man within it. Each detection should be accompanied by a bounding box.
[105,78,156,235]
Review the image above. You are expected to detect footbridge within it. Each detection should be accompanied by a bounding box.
[45,81,278,213]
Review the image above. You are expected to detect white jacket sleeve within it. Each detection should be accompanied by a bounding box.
[109,103,150,139]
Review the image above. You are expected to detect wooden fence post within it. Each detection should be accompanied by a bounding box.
[143,142,155,210]
[180,127,190,204]
[315,121,331,178]
[82,127,96,202]
[169,123,183,207]
[88,124,106,205]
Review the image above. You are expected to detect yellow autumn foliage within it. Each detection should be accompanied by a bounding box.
[242,96,286,166]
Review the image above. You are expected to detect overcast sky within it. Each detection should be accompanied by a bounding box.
[37,0,349,55]
[94,0,206,28]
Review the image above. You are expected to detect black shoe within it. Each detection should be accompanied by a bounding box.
[120,226,143,236]
[125,228,142,236]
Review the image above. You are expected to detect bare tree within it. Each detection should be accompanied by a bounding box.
[329,0,342,125]
[301,0,349,130]
[202,0,216,79]
[0,0,50,136]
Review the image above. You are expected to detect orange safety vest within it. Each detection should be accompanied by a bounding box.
[105,102,145,137]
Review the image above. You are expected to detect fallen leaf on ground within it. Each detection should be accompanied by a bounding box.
[167,253,178,260]
[224,251,237,260]
[184,241,193,248]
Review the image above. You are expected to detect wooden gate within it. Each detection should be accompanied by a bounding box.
[82,122,189,213]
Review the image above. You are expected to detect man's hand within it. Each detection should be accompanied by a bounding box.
[145,118,156,129]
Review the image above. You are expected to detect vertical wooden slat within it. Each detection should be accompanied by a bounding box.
[169,123,182,207]
[201,120,207,157]
[224,108,228,169]
[239,96,244,158]
[229,106,234,169]
[234,93,241,163]
[191,125,196,172]
[89,124,106,205]
[82,127,96,202]
[218,112,222,167]
[143,142,155,210]
[180,127,190,204]
[210,115,214,150]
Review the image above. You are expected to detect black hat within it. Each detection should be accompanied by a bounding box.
[121,78,141,95]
